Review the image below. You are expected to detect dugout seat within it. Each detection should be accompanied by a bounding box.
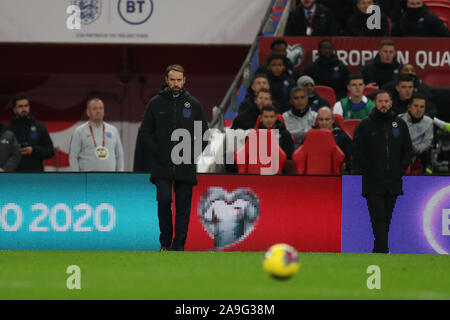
[425,3,450,28]
[341,119,361,140]
[234,129,287,175]
[315,85,337,106]
[292,129,345,175]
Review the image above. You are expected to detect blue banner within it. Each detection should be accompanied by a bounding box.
[0,173,159,250]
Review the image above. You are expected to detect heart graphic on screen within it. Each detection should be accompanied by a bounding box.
[198,187,260,249]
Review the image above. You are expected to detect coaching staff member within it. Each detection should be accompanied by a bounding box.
[353,90,412,253]
[139,65,209,251]
[8,93,54,171]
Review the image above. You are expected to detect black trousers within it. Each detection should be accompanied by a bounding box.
[365,194,398,253]
[154,179,193,251]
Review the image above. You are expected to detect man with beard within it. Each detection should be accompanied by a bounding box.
[353,90,412,253]
[398,0,449,37]
[345,0,390,37]
[8,93,54,171]
[282,87,317,149]
[361,39,402,88]
[139,65,209,251]
[304,39,349,100]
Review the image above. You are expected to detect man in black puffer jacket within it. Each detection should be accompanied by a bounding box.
[398,0,449,37]
[139,65,209,252]
[304,39,349,100]
[353,90,412,253]
[360,40,402,88]
[8,93,54,172]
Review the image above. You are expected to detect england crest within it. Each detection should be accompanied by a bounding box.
[72,0,102,25]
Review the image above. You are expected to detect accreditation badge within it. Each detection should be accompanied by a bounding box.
[95,146,108,160]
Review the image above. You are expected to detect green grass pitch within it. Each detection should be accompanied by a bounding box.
[0,251,449,300]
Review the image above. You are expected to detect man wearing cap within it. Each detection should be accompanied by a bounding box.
[69,98,124,172]
[297,75,330,112]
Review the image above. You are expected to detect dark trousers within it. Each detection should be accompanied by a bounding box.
[366,194,398,253]
[154,179,193,251]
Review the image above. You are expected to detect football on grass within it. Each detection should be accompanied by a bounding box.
[263,243,300,280]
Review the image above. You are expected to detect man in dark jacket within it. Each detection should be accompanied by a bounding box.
[237,73,270,115]
[304,39,349,100]
[345,0,390,37]
[265,54,296,113]
[139,65,209,251]
[398,0,449,37]
[360,39,402,88]
[285,0,337,36]
[381,64,436,117]
[8,93,54,171]
[390,74,415,116]
[0,123,21,172]
[258,105,295,160]
[232,88,273,130]
[353,90,412,253]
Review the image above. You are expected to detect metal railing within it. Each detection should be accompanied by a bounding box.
[208,0,287,131]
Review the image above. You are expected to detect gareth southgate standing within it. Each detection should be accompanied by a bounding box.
[139,65,209,251]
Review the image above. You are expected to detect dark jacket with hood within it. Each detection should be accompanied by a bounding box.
[285,3,337,36]
[267,72,296,114]
[139,87,209,185]
[361,54,402,88]
[353,108,412,196]
[398,4,449,37]
[304,54,350,100]
[0,123,21,172]
[8,115,54,171]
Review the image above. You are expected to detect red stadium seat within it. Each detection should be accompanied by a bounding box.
[363,86,378,96]
[423,70,450,86]
[234,129,287,175]
[314,113,345,129]
[292,129,345,175]
[254,113,286,129]
[425,3,450,28]
[315,85,337,106]
[341,119,361,139]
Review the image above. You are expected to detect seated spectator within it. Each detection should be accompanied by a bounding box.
[231,88,273,130]
[256,39,301,81]
[314,106,353,172]
[398,0,450,37]
[265,54,296,114]
[282,87,318,149]
[8,93,54,172]
[257,105,295,160]
[238,73,271,115]
[345,0,390,37]
[377,0,403,34]
[333,74,374,119]
[285,0,337,36]
[399,93,433,174]
[0,123,21,172]
[315,0,356,34]
[382,64,436,117]
[304,39,349,100]
[360,39,402,88]
[390,74,415,115]
[297,75,330,112]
